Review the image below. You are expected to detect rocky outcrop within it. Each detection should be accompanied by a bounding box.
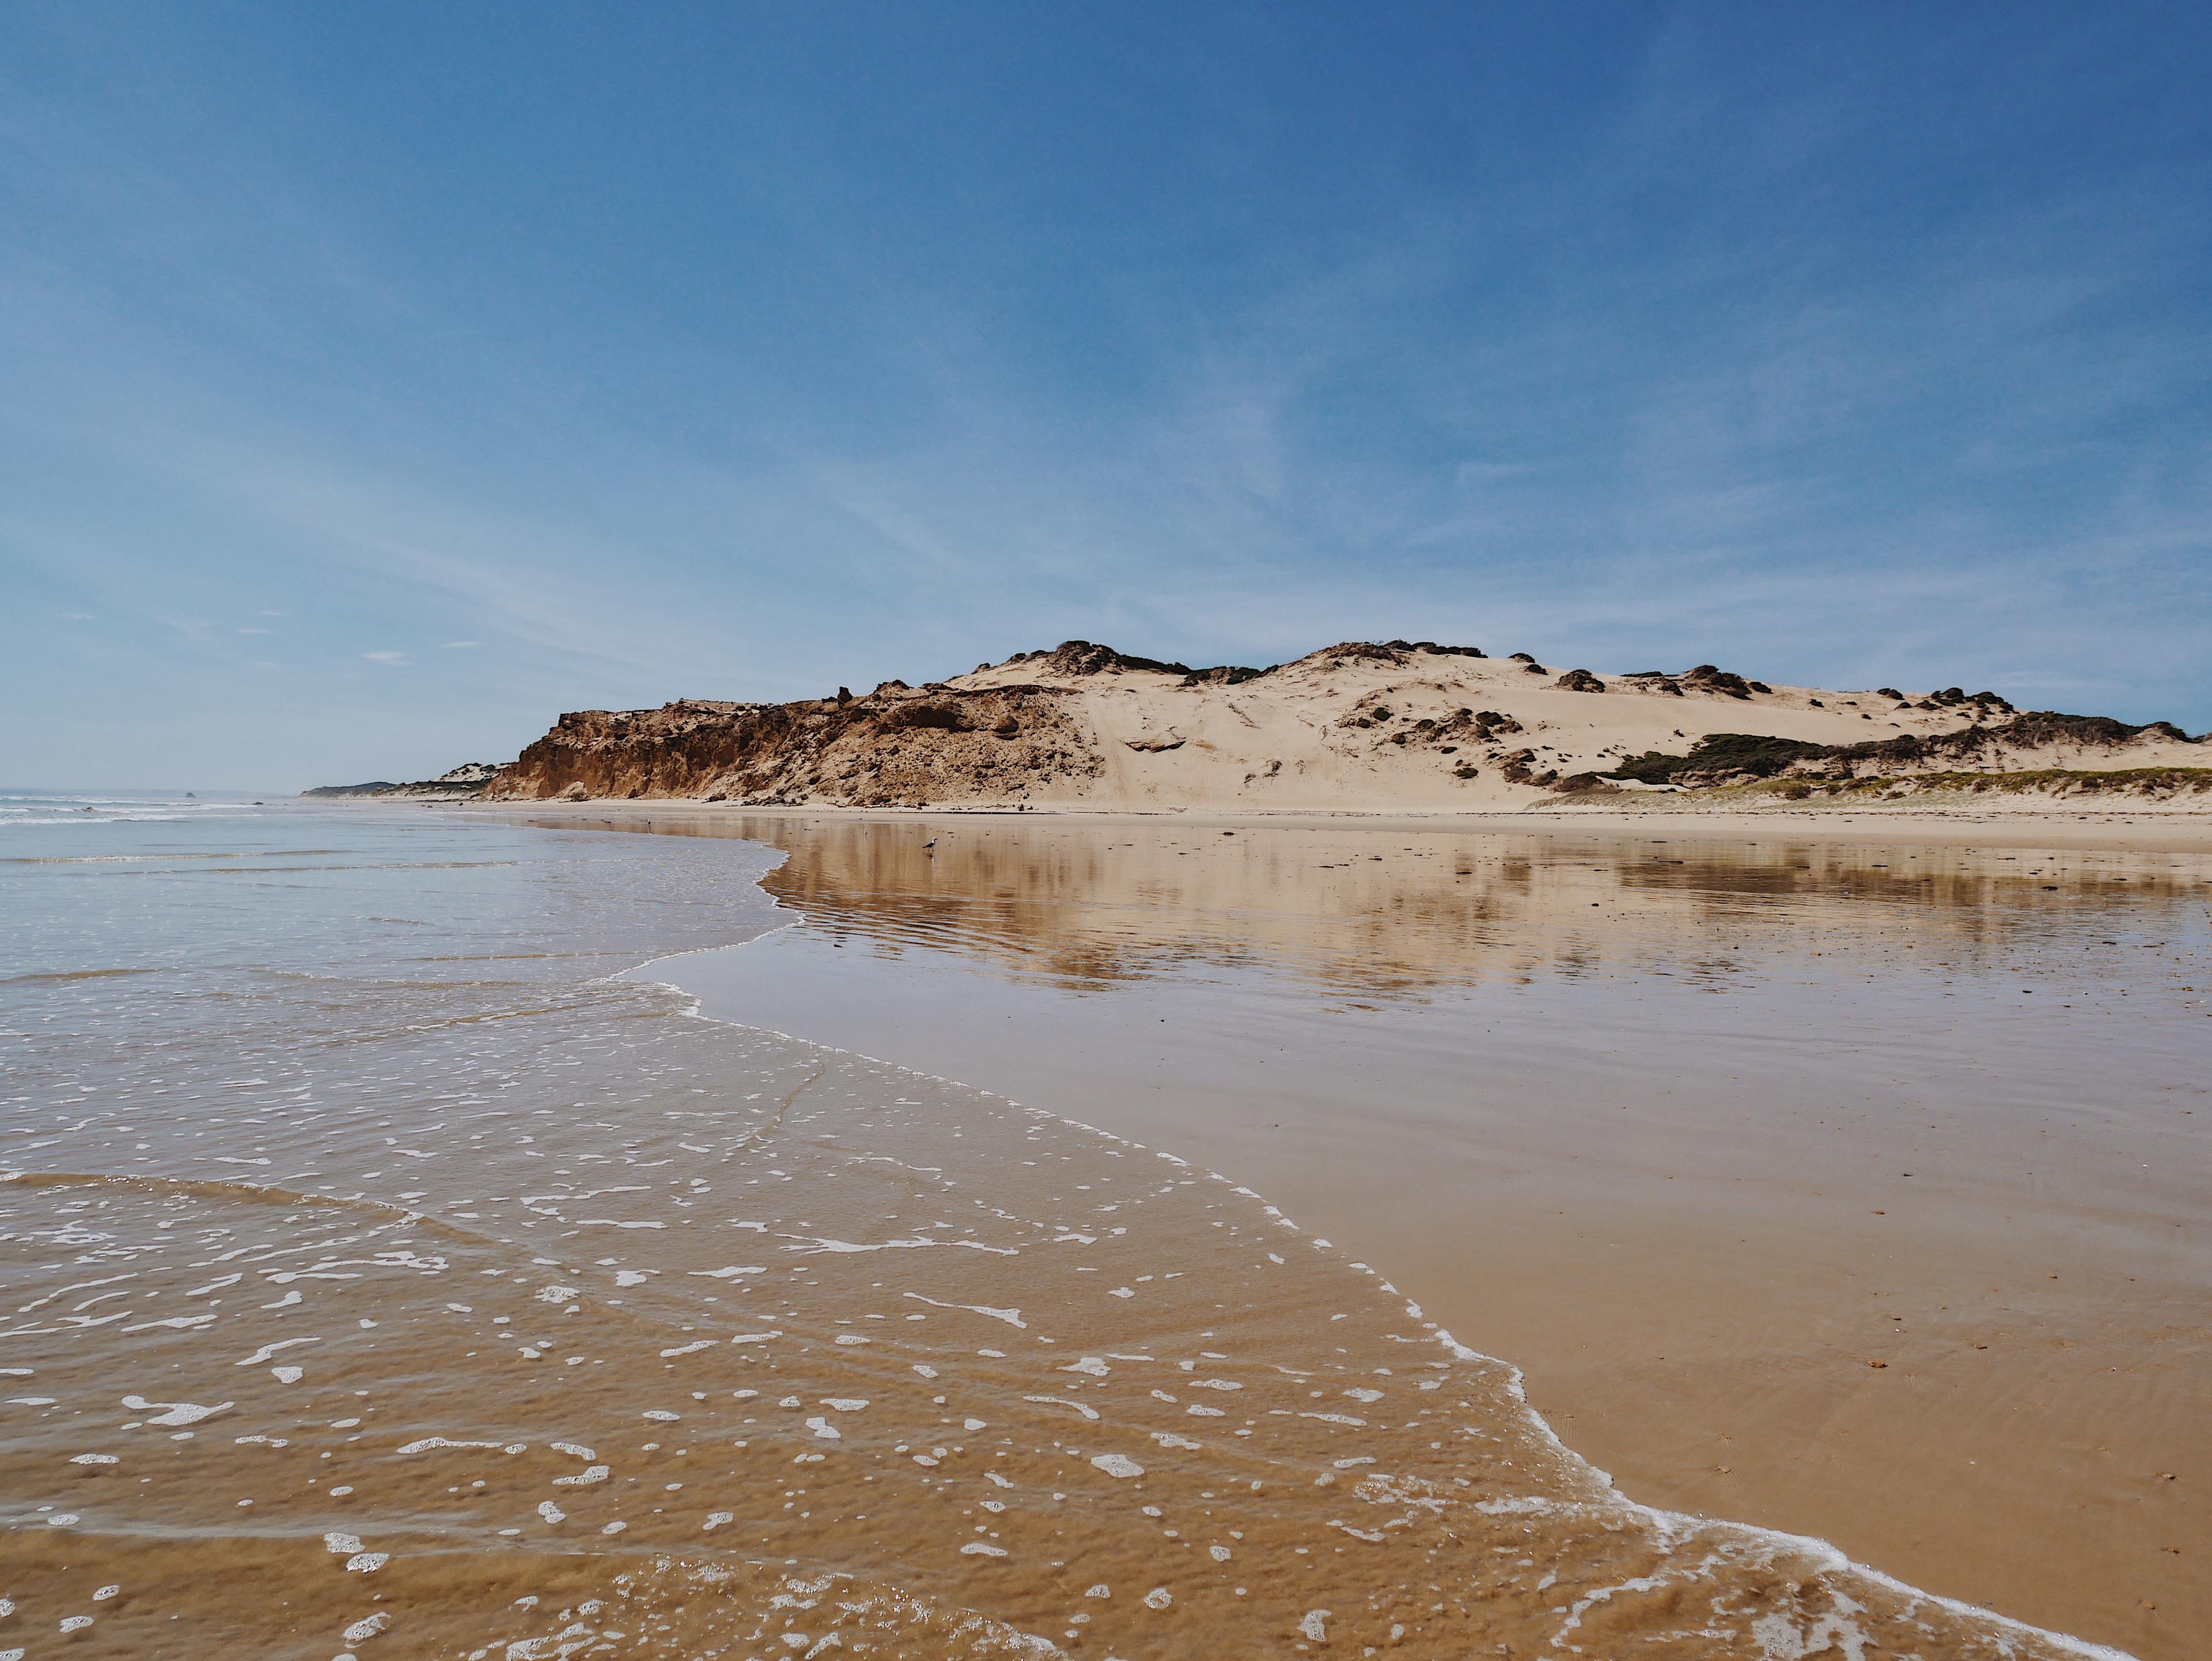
[484,687,1100,807]
[1499,749,1556,786]
[1679,664,1767,699]
[1017,641,1195,678]
[1297,640,1487,672]
[1012,640,1268,686]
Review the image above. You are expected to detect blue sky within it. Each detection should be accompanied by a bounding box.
[3,3,2207,788]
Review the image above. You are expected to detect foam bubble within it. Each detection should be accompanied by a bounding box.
[396,1437,502,1455]
[236,1337,319,1367]
[1025,1395,1100,1421]
[119,1395,229,1427]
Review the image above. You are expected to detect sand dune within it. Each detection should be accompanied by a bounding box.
[483,638,2209,812]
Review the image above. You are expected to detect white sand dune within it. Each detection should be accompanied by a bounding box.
[485,638,2209,813]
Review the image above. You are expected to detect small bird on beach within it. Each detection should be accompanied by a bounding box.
[923,838,937,853]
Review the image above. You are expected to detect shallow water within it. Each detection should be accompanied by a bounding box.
[1,803,2183,1658]
[587,811,2212,1656]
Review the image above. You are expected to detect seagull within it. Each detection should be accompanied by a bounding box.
[923,838,937,852]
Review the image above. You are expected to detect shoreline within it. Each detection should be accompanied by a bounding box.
[464,795,2212,853]
[514,800,2208,1658]
[21,797,2176,1653]
[623,934,2141,1661]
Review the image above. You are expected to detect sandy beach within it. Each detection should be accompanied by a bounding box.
[5,795,2203,1657]
[14,798,2170,1659]
[509,801,2212,1659]
[19,5,2210,1651]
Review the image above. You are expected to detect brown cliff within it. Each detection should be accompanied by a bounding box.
[485,685,1099,807]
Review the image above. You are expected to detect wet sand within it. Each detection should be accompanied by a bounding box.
[6,803,2200,1658]
[556,807,2212,1660]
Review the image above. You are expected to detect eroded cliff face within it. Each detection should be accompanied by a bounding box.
[483,685,1101,806]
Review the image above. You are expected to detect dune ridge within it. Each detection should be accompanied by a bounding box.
[480,639,2209,811]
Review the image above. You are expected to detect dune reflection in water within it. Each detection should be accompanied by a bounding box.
[598,811,2212,1661]
[3,806,2198,1659]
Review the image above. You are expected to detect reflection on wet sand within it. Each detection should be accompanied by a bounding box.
[579,810,2212,1661]
[567,810,2211,995]
[5,807,2199,1659]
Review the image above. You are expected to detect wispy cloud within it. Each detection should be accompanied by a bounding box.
[1,3,2205,794]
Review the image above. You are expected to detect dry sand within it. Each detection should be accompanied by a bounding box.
[946,650,2210,814]
[509,802,2212,1660]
